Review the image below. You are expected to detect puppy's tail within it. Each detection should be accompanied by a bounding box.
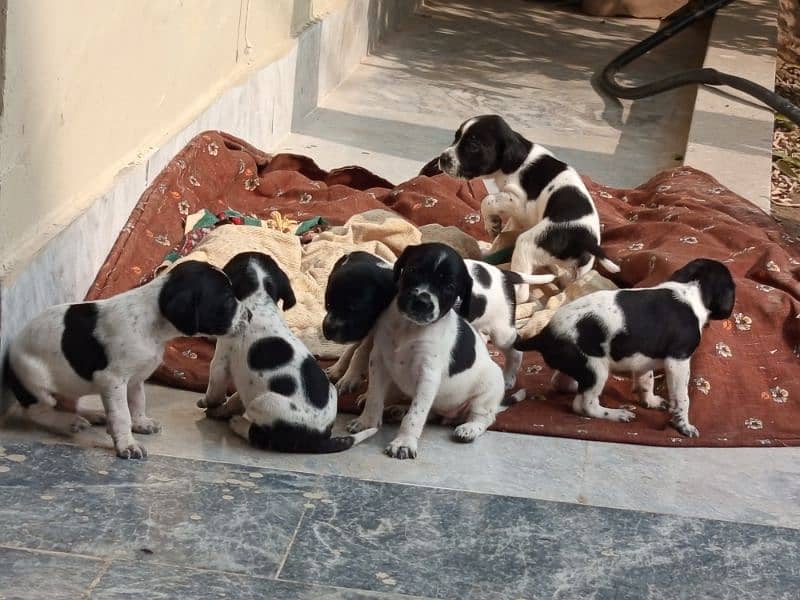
[254,425,379,454]
[585,241,620,274]
[308,428,378,453]
[498,389,526,413]
[2,354,38,408]
[503,271,556,286]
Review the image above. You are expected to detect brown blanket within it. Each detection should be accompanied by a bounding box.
[87,131,800,447]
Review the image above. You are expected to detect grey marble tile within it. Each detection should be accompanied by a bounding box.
[0,546,103,600]
[282,476,800,600]
[0,441,308,578]
[91,561,430,600]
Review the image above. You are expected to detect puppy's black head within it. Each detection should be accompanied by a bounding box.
[669,258,736,320]
[393,243,472,325]
[438,115,531,179]
[222,252,296,310]
[323,252,396,343]
[159,261,246,337]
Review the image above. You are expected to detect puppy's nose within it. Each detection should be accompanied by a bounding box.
[410,291,434,314]
[438,153,452,171]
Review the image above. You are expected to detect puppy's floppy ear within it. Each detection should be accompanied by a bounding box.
[260,255,297,310]
[497,117,529,174]
[393,248,410,284]
[669,258,736,320]
[456,259,473,318]
[159,267,202,336]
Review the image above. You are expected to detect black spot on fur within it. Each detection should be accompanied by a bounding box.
[3,355,38,407]
[247,337,294,371]
[62,304,108,381]
[543,186,594,222]
[610,289,701,361]
[471,263,492,288]
[269,375,297,397]
[535,225,602,264]
[300,356,330,409]
[520,154,568,201]
[466,294,487,321]
[449,319,477,377]
[576,316,606,357]
[290,403,298,411]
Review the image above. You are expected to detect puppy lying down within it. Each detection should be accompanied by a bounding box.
[4,261,250,458]
[199,252,377,453]
[347,243,523,459]
[515,259,735,437]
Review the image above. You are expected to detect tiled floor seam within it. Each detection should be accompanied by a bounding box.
[83,559,112,599]
[274,506,310,579]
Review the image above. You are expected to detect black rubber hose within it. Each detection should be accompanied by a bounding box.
[598,0,800,125]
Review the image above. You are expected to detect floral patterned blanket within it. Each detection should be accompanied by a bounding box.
[87,131,800,447]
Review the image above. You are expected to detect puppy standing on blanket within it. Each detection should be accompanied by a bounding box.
[324,250,554,391]
[347,243,517,459]
[4,261,250,458]
[514,259,735,437]
[438,114,620,302]
[198,252,377,453]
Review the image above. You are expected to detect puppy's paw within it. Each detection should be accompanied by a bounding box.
[385,436,418,460]
[325,365,345,383]
[485,215,503,238]
[197,395,225,409]
[671,417,699,438]
[642,395,669,410]
[80,410,107,426]
[132,417,161,435]
[453,422,486,443]
[613,408,636,423]
[69,415,92,434]
[229,415,251,438]
[335,372,363,395]
[206,404,235,421]
[503,372,517,390]
[116,441,147,460]
[383,405,409,424]
[347,416,381,434]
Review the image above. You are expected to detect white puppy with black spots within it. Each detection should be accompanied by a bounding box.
[347,243,518,459]
[198,252,377,453]
[4,261,250,458]
[514,259,735,437]
[324,251,554,392]
[438,114,619,302]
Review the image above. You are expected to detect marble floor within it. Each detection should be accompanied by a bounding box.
[280,0,711,187]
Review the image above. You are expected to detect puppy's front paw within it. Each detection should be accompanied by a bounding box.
[385,435,418,460]
[453,422,485,443]
[325,365,345,383]
[116,441,147,460]
[671,417,699,438]
[614,408,636,423]
[69,415,92,433]
[485,215,502,237]
[197,395,224,409]
[335,372,363,395]
[347,416,380,434]
[132,417,161,435]
[643,395,669,410]
[503,372,517,390]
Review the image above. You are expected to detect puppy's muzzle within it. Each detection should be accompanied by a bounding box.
[401,289,436,324]
[438,150,457,177]
[322,314,346,343]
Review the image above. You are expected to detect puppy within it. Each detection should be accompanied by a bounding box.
[514,259,735,437]
[346,243,511,459]
[4,261,250,458]
[324,251,554,392]
[438,114,619,302]
[198,252,377,453]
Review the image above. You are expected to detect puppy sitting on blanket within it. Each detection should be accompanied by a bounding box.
[324,250,554,392]
[438,114,619,302]
[514,259,735,437]
[198,252,377,453]
[4,261,250,458]
[346,243,518,459]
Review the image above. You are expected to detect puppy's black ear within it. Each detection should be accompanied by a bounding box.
[497,118,529,174]
[159,269,201,336]
[261,256,297,311]
[393,248,410,284]
[670,259,736,320]
[456,259,473,318]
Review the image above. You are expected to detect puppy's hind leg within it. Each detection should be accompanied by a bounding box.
[26,393,91,435]
[347,354,389,434]
[453,373,505,443]
[128,380,161,434]
[633,371,668,410]
[509,227,551,304]
[494,326,522,389]
[573,361,634,422]
[664,358,699,437]
[198,346,231,409]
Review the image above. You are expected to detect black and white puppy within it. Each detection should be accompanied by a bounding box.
[4,261,250,458]
[346,243,511,459]
[514,259,735,437]
[324,251,554,391]
[198,252,377,453]
[438,114,620,303]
